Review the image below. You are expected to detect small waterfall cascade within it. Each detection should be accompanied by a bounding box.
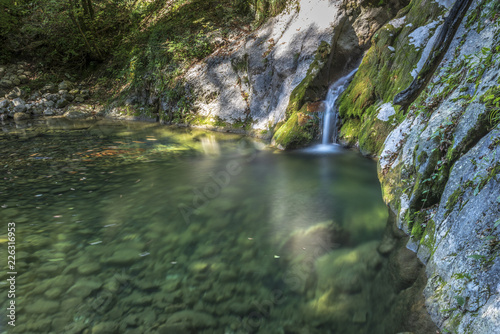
[321,69,357,145]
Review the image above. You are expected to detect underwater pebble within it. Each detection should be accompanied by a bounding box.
[25,299,60,314]
[78,262,101,275]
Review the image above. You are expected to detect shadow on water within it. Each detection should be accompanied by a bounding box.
[0,120,437,333]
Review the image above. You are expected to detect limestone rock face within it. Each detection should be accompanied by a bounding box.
[184,0,407,133]
[369,0,500,332]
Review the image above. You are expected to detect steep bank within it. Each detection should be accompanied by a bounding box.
[335,0,500,332]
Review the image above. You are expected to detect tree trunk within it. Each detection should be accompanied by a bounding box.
[68,0,103,60]
[81,0,94,20]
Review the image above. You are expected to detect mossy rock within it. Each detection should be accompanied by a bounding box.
[272,41,331,149]
[272,112,318,149]
[337,0,445,154]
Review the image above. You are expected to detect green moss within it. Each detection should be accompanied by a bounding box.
[419,218,436,254]
[285,41,330,118]
[336,0,445,155]
[445,188,466,216]
[418,151,428,164]
[339,118,362,147]
[357,109,395,155]
[272,112,316,149]
[213,116,229,127]
[477,162,500,192]
[272,41,331,149]
[409,210,428,240]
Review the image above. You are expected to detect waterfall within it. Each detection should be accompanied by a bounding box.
[321,69,357,145]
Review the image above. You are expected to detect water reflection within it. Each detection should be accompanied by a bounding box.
[0,120,436,333]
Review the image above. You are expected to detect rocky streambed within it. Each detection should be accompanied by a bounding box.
[0,63,94,123]
[0,120,437,334]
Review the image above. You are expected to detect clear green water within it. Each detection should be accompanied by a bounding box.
[0,119,423,333]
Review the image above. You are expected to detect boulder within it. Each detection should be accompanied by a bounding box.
[43,108,56,116]
[56,99,70,109]
[63,105,93,119]
[61,91,74,102]
[6,87,22,99]
[58,80,73,91]
[45,93,59,102]
[41,84,56,93]
[91,322,118,334]
[29,91,41,100]
[0,79,13,88]
[12,98,27,113]
[0,98,9,109]
[80,89,90,97]
[166,310,217,330]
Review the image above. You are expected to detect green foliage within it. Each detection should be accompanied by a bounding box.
[0,0,18,60]
[480,85,500,127]
[2,0,138,66]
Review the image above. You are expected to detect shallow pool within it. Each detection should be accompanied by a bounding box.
[0,118,436,334]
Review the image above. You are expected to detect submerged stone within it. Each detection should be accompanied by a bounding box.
[166,310,217,329]
[25,299,60,314]
[104,249,140,266]
[78,262,101,275]
[67,278,103,298]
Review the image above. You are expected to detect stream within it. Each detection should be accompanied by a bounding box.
[0,118,437,334]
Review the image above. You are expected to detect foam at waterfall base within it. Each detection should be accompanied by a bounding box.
[300,143,344,154]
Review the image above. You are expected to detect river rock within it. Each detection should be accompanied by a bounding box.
[43,108,56,116]
[0,79,13,88]
[67,278,103,298]
[41,84,56,93]
[25,299,60,314]
[6,87,22,99]
[29,91,40,100]
[0,98,9,109]
[12,98,27,112]
[45,287,63,299]
[104,248,140,265]
[2,207,20,217]
[13,112,30,122]
[45,93,58,102]
[56,98,70,109]
[156,324,190,334]
[61,91,74,101]
[165,310,217,329]
[91,321,118,334]
[367,3,500,332]
[59,80,73,91]
[64,105,93,119]
[78,262,101,275]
